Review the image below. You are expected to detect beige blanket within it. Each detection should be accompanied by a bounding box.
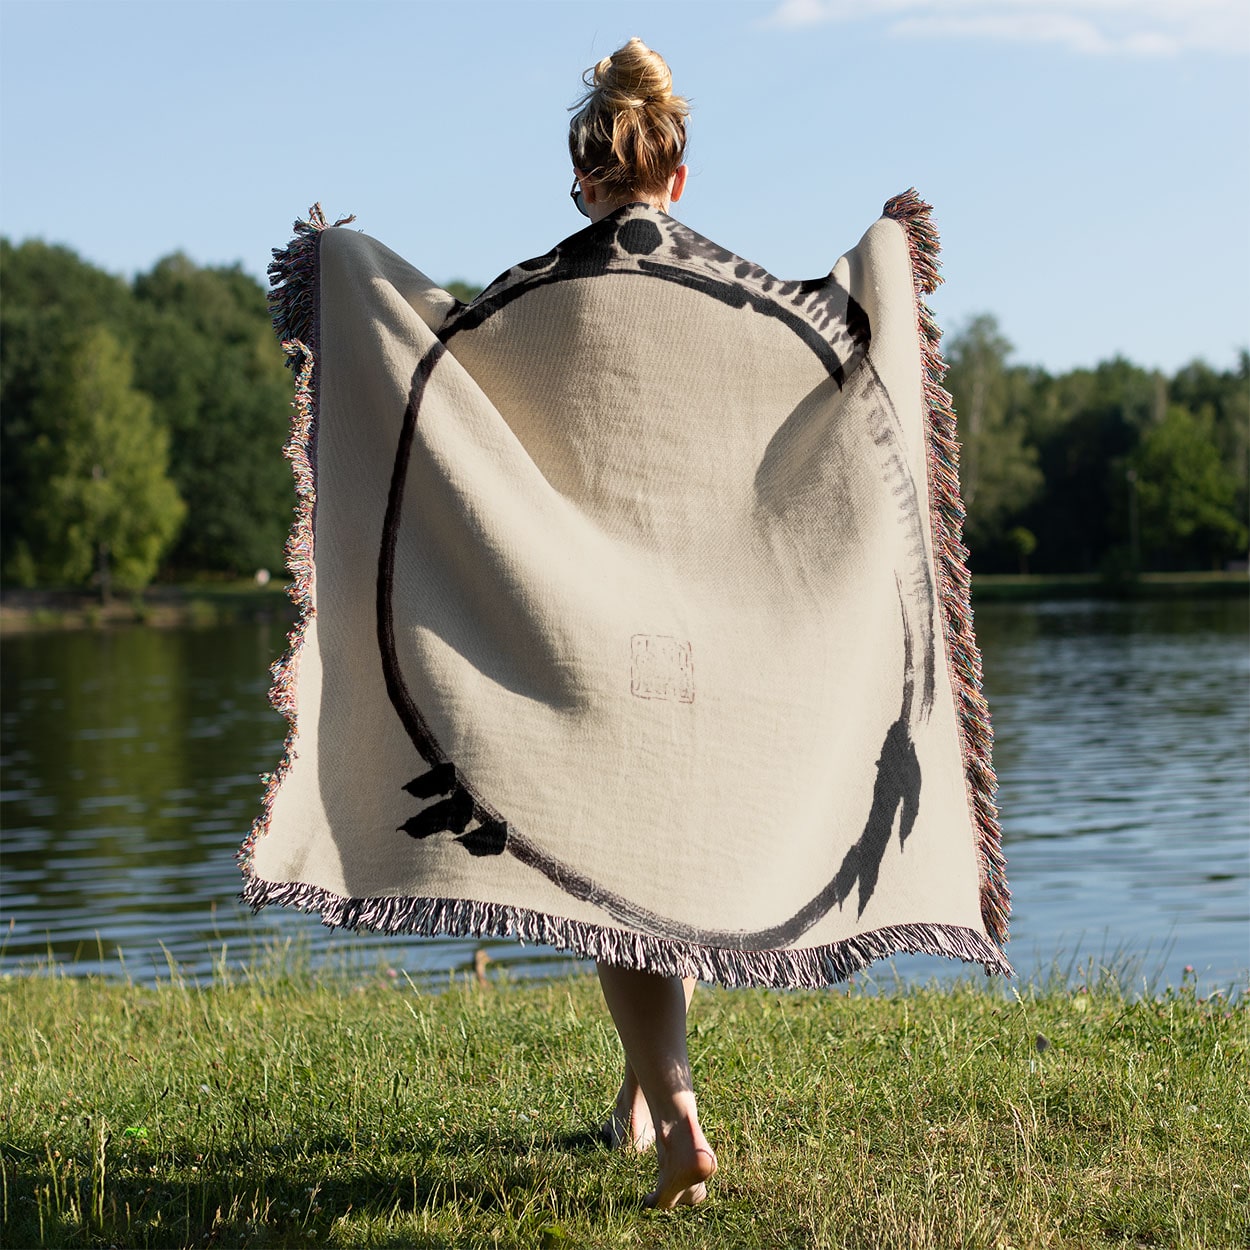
[239,192,1012,987]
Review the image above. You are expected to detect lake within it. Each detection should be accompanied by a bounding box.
[2,597,1247,993]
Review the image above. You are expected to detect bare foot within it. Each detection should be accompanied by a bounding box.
[644,1117,717,1210]
[601,1076,655,1151]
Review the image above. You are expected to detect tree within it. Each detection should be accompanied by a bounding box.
[943,315,1042,563]
[1021,357,1159,573]
[1,239,138,580]
[1007,526,1037,574]
[1169,353,1250,539]
[24,327,185,596]
[1132,405,1247,569]
[132,255,293,575]
[445,279,483,304]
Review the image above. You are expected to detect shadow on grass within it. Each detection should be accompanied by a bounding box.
[6,1124,631,1249]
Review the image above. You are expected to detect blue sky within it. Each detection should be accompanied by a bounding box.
[2,0,1247,375]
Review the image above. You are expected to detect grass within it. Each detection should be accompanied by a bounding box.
[1,962,1246,1249]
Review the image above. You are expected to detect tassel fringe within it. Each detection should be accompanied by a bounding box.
[265,203,356,356]
[240,873,1013,988]
[238,205,352,874]
[883,189,1011,948]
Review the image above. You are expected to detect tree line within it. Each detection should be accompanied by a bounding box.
[946,316,1247,575]
[1,238,1245,595]
[2,240,295,595]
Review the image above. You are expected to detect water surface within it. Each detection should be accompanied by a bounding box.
[2,598,1246,991]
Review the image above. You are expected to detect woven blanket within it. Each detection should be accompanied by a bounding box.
[239,192,1011,987]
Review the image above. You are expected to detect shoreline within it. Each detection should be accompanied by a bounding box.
[970,569,1249,602]
[2,571,1247,635]
[0,581,294,634]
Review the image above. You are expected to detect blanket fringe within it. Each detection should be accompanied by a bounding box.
[883,189,1011,948]
[240,874,1014,988]
[238,206,353,873]
[265,203,356,356]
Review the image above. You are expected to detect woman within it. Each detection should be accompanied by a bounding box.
[567,38,717,1211]
[244,36,1010,1215]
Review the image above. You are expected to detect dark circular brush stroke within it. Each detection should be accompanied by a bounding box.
[376,342,451,768]
[438,216,865,389]
[375,342,925,945]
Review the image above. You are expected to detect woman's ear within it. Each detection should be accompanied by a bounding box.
[669,164,688,203]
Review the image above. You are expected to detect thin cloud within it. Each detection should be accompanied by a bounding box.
[766,0,1250,57]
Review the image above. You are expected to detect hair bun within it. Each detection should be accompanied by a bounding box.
[593,37,674,110]
[569,38,689,199]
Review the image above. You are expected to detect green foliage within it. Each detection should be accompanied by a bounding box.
[1169,351,1250,533]
[1133,405,1247,568]
[1,236,1245,586]
[445,278,484,304]
[1007,525,1037,574]
[1,970,1244,1248]
[945,315,1043,552]
[17,327,184,595]
[1,241,295,582]
[944,316,1249,574]
[1,240,139,581]
[132,255,293,575]
[1032,363,1152,572]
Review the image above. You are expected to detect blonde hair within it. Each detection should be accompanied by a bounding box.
[568,38,689,199]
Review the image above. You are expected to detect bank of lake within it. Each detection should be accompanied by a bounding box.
[1,571,1246,634]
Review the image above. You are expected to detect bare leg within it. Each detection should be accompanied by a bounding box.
[602,1055,654,1151]
[596,964,716,1208]
[602,977,696,1152]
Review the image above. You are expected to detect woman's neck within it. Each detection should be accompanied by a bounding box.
[587,193,667,224]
